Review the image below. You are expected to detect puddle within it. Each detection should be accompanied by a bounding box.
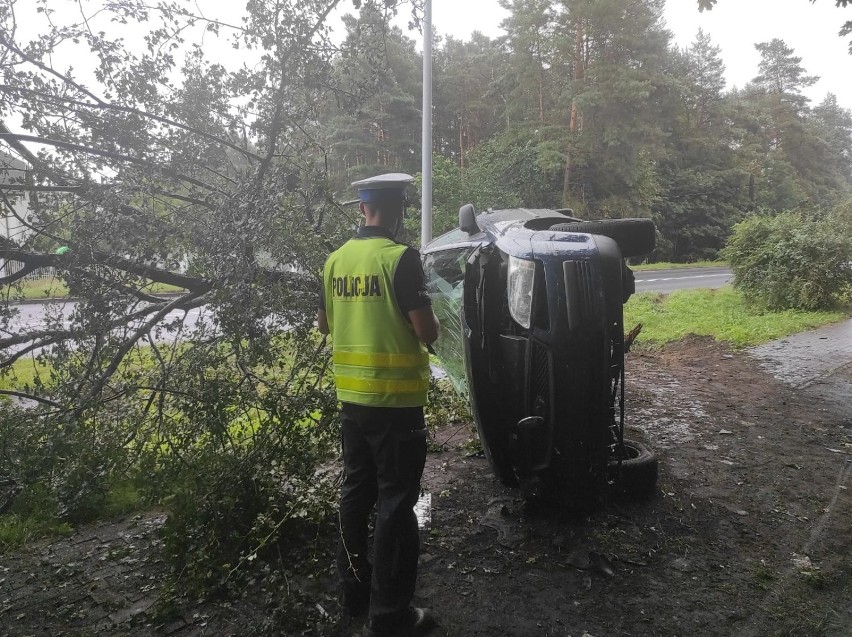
[628,378,708,448]
[415,492,431,530]
[633,414,699,448]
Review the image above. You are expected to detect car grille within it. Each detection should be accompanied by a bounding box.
[563,259,597,329]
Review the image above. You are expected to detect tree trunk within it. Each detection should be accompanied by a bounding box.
[563,18,585,205]
[459,112,465,168]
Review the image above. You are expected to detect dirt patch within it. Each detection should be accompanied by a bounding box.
[415,336,852,637]
[2,335,852,636]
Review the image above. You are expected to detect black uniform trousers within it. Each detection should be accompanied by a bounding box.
[336,404,427,632]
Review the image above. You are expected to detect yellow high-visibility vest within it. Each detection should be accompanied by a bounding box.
[323,236,430,407]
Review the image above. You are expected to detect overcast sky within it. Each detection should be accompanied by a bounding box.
[422,0,852,111]
[11,0,852,113]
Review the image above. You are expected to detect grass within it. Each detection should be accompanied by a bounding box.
[9,277,69,299]
[0,481,146,552]
[0,514,73,551]
[0,483,74,551]
[625,287,849,349]
[2,284,847,548]
[5,276,186,301]
[630,260,725,271]
[0,357,52,391]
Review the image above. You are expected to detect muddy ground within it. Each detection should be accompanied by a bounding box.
[2,325,852,636]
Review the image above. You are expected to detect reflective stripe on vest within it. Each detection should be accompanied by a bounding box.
[335,376,430,395]
[333,350,430,368]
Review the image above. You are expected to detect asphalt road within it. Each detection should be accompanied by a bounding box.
[633,266,732,293]
[5,301,211,350]
[9,268,731,332]
[8,301,208,331]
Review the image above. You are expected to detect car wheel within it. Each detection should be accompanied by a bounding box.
[550,218,656,258]
[607,439,658,498]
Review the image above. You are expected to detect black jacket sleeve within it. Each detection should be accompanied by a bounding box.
[394,248,431,317]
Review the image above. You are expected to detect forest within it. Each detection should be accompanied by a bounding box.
[322,0,852,261]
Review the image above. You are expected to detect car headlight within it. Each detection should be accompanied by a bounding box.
[507,255,536,329]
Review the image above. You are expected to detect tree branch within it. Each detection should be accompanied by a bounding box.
[131,2,248,34]
[82,270,179,304]
[0,181,217,215]
[0,263,39,286]
[0,133,221,194]
[0,85,263,162]
[0,184,82,193]
[0,30,107,105]
[0,292,209,351]
[0,239,214,293]
[0,388,63,408]
[74,290,213,415]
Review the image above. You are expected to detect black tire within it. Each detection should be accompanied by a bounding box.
[607,439,658,499]
[550,218,656,258]
[621,261,635,303]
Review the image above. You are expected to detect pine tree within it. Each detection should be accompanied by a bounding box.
[321,5,422,194]
[652,30,747,261]
[555,0,674,215]
[433,34,508,167]
[753,38,819,110]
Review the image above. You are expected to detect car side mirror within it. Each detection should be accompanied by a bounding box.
[459,203,480,234]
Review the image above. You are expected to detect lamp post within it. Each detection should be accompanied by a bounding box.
[420,0,432,248]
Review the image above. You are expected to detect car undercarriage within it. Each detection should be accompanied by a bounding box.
[423,206,658,507]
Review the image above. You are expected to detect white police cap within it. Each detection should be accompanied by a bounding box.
[352,172,413,203]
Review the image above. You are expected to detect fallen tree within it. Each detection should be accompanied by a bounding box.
[0,0,421,612]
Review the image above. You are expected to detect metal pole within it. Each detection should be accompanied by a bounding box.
[420,0,432,248]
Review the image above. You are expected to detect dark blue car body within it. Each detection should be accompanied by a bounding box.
[422,207,656,506]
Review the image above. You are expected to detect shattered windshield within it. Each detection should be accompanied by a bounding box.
[423,246,476,399]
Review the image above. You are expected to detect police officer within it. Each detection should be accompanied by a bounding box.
[318,173,439,637]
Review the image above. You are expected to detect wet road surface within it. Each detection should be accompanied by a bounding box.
[749,318,852,417]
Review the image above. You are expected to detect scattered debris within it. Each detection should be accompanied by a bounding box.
[791,554,820,577]
[479,497,526,548]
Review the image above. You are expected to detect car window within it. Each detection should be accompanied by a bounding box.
[423,247,475,398]
[423,227,469,249]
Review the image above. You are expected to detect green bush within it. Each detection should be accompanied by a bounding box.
[425,375,471,438]
[0,330,342,599]
[160,444,338,597]
[723,209,852,311]
[0,482,73,551]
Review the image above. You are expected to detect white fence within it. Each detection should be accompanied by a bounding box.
[1,259,57,281]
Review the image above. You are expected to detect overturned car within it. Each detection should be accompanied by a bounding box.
[422,205,658,507]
